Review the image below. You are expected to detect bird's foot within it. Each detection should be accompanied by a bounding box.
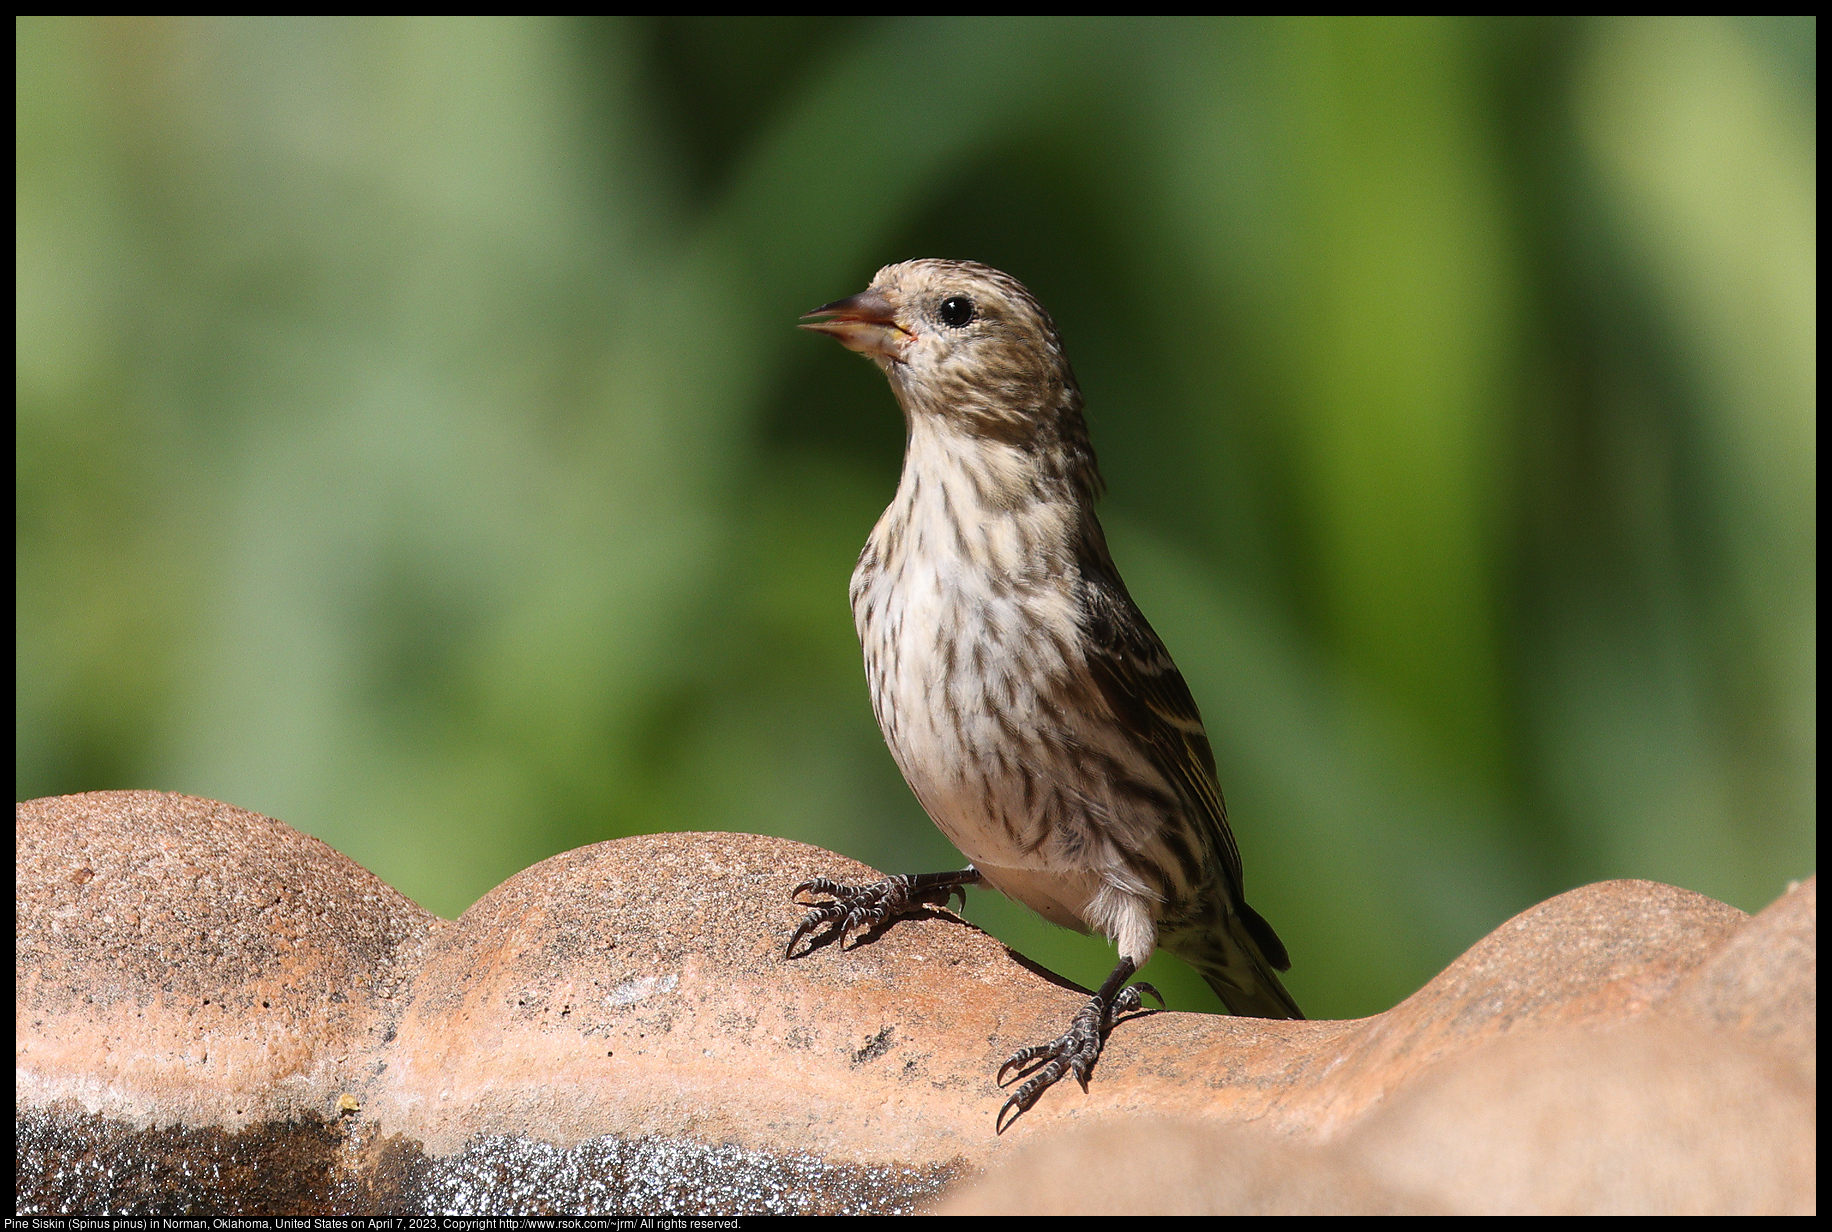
[784,873,969,958]
[995,980,1162,1132]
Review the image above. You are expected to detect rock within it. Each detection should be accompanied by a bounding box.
[14,791,1816,1214]
[939,880,1816,1216]
[1345,1019,1815,1215]
[929,1119,1444,1215]
[16,789,430,1130]
[1659,875,1815,1078]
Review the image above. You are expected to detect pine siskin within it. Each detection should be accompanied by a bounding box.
[791,259,1302,1129]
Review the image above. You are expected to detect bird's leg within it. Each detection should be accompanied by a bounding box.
[784,867,981,958]
[995,957,1162,1132]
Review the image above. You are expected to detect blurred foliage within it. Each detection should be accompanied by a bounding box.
[17,17,1815,1019]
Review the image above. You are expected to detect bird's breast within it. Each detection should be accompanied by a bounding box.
[850,474,1100,873]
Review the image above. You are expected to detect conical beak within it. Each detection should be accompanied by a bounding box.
[800,289,909,362]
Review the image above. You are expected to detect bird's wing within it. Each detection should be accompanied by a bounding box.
[1076,557,1245,899]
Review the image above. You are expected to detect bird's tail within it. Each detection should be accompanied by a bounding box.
[1179,901,1305,1020]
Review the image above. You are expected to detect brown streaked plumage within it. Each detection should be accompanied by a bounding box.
[790,259,1301,1130]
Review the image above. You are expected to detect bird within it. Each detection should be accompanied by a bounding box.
[789,259,1302,1129]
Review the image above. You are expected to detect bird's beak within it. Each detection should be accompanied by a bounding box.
[800,289,909,362]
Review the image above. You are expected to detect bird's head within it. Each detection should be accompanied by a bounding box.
[801,259,1082,447]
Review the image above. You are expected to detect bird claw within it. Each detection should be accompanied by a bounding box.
[784,874,965,958]
[994,981,1163,1133]
[1113,981,1163,1016]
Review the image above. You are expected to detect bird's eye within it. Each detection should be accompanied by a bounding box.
[937,295,976,328]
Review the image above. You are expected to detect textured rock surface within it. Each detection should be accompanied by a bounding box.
[944,877,1816,1217]
[15,791,1816,1214]
[945,1013,1814,1217]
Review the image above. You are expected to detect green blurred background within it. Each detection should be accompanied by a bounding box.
[16,17,1815,1019]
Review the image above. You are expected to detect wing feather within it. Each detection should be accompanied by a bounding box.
[1075,552,1245,898]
